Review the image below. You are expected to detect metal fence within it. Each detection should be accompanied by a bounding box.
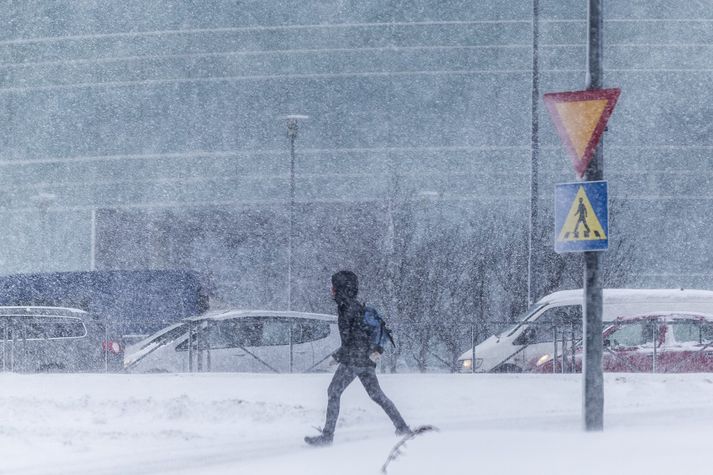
[3,315,713,374]
[464,318,713,375]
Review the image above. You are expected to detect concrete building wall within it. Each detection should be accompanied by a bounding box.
[0,1,710,305]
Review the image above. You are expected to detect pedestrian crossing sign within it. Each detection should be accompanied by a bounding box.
[554,181,608,253]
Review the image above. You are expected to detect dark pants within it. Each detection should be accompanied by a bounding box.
[322,363,408,435]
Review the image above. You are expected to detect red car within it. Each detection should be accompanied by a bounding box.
[531,312,713,373]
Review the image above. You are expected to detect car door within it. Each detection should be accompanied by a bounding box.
[0,316,10,371]
[517,305,582,372]
[247,317,291,373]
[0,316,34,372]
[292,318,335,371]
[287,319,314,371]
[201,318,262,373]
[245,317,335,373]
[603,318,663,372]
[661,318,713,372]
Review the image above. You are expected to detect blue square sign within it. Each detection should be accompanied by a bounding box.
[554,181,608,253]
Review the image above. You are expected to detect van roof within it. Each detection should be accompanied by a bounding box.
[0,306,88,316]
[538,289,713,306]
[186,309,336,323]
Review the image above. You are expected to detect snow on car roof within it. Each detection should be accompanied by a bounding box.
[125,310,337,368]
[537,289,713,306]
[185,309,337,323]
[612,311,713,322]
[0,306,88,316]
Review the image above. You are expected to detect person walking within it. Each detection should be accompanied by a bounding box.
[305,270,411,446]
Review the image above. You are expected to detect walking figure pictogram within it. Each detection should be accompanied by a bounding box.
[555,181,608,252]
[573,197,590,238]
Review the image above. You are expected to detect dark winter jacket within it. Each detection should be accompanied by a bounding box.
[331,271,378,367]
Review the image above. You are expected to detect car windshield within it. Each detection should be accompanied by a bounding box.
[502,303,547,337]
[134,322,189,353]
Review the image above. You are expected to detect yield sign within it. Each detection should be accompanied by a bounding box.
[543,88,620,178]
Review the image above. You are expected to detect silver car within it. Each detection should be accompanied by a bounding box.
[0,306,107,372]
[124,309,339,373]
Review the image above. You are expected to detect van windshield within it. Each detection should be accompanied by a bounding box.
[501,303,547,337]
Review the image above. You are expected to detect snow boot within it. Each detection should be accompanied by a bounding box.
[304,431,333,446]
[395,426,413,436]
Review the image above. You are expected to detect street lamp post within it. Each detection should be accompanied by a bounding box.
[528,0,540,306]
[283,114,308,311]
[30,192,57,272]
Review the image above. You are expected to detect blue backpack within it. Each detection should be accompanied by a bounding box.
[363,305,396,349]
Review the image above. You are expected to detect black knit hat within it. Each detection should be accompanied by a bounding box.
[331,270,358,298]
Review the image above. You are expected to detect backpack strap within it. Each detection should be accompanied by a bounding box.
[383,323,396,347]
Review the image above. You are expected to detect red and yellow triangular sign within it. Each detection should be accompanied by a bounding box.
[543,88,620,178]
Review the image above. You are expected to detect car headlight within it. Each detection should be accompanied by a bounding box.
[536,354,553,367]
[461,358,483,371]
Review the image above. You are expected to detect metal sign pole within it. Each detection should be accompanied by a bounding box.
[527,0,540,306]
[582,0,605,432]
[652,322,658,373]
[2,321,6,372]
[289,321,294,373]
[552,326,557,374]
[287,120,297,312]
[188,320,193,373]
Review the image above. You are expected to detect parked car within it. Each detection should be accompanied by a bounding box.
[532,311,713,373]
[457,289,713,373]
[124,309,339,373]
[0,306,113,372]
[0,270,211,354]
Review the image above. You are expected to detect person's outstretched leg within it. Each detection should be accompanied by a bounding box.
[357,367,410,434]
[306,364,356,445]
[323,364,357,435]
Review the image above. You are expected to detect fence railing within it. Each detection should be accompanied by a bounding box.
[463,318,713,374]
[3,316,713,374]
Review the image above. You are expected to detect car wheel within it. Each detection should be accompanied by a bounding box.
[37,363,65,373]
[493,363,523,373]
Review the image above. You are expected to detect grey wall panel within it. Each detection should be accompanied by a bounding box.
[0,1,710,301]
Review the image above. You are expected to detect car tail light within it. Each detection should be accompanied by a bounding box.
[103,340,122,354]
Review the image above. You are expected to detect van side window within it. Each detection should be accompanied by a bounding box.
[44,317,87,339]
[292,320,330,344]
[4,316,87,340]
[260,318,291,346]
[179,317,295,350]
[211,318,264,348]
[177,317,332,350]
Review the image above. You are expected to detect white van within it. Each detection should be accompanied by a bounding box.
[457,289,713,373]
[124,309,339,373]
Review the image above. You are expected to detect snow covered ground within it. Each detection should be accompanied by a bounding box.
[1,372,712,474]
